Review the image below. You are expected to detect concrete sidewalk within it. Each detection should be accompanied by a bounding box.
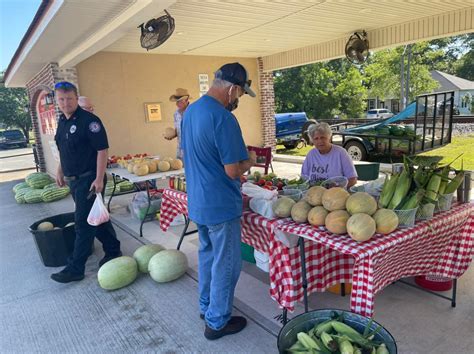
[1,162,474,353]
[0,180,277,353]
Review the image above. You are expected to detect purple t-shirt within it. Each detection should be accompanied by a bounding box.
[301,145,357,183]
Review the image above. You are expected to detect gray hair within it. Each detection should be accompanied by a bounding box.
[308,122,332,143]
[212,78,233,89]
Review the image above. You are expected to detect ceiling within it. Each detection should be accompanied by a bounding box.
[5,0,473,87]
[106,0,473,58]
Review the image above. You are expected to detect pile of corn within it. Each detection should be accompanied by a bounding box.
[379,155,465,211]
[288,314,390,353]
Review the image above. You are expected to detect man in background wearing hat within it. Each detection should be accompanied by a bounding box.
[181,62,257,340]
[166,88,191,159]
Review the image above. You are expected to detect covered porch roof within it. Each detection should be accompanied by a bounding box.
[5,0,473,87]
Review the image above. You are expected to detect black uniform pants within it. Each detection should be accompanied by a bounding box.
[66,174,120,275]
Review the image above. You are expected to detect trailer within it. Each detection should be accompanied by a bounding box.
[331,91,455,161]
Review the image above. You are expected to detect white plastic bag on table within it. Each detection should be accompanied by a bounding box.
[87,193,110,226]
[241,182,278,200]
[242,182,278,219]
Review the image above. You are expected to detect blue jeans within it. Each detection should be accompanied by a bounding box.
[197,217,242,330]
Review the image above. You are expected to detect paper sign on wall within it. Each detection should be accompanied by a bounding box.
[198,73,209,96]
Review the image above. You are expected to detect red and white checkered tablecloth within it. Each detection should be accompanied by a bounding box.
[160,189,189,232]
[159,189,474,317]
[276,203,474,316]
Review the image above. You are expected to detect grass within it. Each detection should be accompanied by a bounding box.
[419,135,474,170]
[276,135,474,170]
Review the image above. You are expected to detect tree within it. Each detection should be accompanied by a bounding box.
[274,60,367,119]
[0,72,31,141]
[364,44,439,104]
[456,48,474,80]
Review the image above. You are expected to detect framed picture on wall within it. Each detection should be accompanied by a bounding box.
[144,102,162,122]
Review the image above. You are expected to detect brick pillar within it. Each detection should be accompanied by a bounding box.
[257,57,276,150]
[25,63,78,172]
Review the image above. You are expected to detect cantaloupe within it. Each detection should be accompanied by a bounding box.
[322,187,350,211]
[98,256,138,290]
[37,221,54,231]
[164,127,176,139]
[372,208,399,234]
[170,159,183,170]
[273,197,296,218]
[346,192,378,216]
[308,206,328,226]
[127,163,135,173]
[147,160,158,173]
[133,244,165,273]
[133,163,149,176]
[148,250,188,283]
[291,200,312,223]
[347,213,376,242]
[305,186,326,206]
[158,161,171,172]
[325,210,350,234]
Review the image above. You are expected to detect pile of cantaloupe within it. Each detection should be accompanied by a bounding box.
[272,186,399,242]
[125,157,183,176]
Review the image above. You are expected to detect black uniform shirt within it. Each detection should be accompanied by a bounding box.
[55,106,109,177]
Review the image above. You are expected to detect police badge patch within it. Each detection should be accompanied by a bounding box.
[70,125,77,134]
[89,122,101,133]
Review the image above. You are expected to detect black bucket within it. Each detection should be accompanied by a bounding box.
[277,309,397,354]
[28,213,93,267]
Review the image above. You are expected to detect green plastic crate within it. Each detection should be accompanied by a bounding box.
[241,242,256,264]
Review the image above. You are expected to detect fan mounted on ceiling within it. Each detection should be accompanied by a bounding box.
[345,31,369,65]
[138,10,175,51]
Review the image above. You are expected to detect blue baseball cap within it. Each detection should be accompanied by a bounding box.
[215,62,256,97]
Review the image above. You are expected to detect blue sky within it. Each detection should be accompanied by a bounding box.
[0,0,41,72]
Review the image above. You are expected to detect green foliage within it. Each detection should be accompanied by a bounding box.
[0,72,31,141]
[364,44,439,102]
[274,35,472,119]
[274,60,367,119]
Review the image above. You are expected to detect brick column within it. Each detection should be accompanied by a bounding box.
[25,63,78,172]
[258,57,276,150]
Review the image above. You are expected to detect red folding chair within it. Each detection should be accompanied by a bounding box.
[247,146,274,175]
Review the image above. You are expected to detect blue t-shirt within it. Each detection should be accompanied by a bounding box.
[181,95,248,225]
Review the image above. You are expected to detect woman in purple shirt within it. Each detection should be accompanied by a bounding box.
[301,122,358,188]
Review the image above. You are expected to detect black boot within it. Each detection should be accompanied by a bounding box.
[204,316,247,340]
[51,269,85,283]
[99,251,122,267]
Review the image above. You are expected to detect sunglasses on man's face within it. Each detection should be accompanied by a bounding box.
[54,82,76,90]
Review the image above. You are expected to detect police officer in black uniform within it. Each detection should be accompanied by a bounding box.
[51,81,121,283]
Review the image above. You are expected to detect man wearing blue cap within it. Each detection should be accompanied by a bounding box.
[181,62,257,340]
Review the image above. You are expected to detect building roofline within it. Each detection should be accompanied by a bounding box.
[4,0,51,83]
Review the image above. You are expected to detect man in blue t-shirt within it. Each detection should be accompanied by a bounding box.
[181,62,257,340]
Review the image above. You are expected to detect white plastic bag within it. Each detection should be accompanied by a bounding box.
[249,197,277,219]
[87,193,110,226]
[241,182,278,200]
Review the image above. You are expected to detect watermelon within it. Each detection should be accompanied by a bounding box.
[25,172,53,189]
[15,187,33,204]
[41,187,70,202]
[148,250,188,283]
[24,189,44,203]
[133,244,165,273]
[13,182,29,194]
[98,256,138,290]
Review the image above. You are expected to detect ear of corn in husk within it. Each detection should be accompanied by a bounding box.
[379,173,399,208]
[387,169,412,209]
